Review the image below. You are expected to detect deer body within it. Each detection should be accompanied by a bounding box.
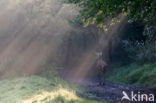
[96,59,107,69]
[94,52,108,85]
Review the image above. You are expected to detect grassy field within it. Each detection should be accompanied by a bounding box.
[106,63,156,88]
[0,76,105,103]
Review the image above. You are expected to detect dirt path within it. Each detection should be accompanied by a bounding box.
[65,79,156,103]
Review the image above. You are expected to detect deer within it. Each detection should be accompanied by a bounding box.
[95,51,108,85]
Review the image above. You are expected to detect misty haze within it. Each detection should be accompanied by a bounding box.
[0,0,155,103]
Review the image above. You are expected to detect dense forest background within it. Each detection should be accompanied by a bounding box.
[67,0,156,63]
[63,0,156,87]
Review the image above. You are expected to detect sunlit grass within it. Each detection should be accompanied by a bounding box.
[20,88,79,103]
[0,76,105,103]
[0,76,54,103]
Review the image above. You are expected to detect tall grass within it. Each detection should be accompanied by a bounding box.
[106,63,156,88]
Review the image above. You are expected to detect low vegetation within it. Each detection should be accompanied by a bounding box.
[106,63,156,88]
[0,76,105,103]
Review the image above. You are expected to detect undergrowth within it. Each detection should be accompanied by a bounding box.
[106,63,156,88]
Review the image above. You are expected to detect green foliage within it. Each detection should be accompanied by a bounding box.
[127,64,156,88]
[68,0,156,28]
[67,0,156,63]
[106,63,156,88]
[105,64,138,84]
[122,25,156,62]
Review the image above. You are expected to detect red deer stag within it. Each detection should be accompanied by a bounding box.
[95,52,107,85]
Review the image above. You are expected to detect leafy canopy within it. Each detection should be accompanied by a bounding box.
[68,0,156,28]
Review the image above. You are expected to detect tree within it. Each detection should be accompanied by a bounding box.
[68,0,156,63]
[68,0,156,29]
